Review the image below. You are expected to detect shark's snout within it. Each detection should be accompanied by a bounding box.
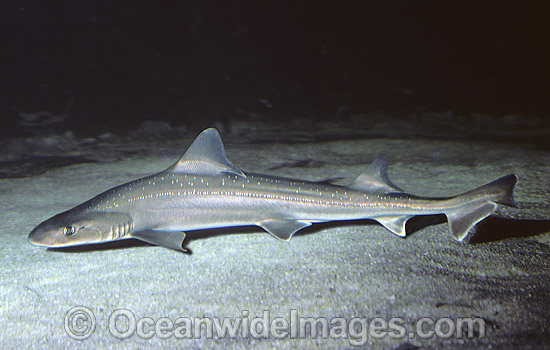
[28,225,52,246]
[28,212,78,247]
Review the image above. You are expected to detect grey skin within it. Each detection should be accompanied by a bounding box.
[29,128,517,252]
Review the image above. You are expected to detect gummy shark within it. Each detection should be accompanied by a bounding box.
[29,128,517,252]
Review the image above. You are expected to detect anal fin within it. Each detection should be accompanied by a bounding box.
[375,215,412,237]
[257,219,312,241]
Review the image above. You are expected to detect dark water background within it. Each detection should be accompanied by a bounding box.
[0,1,548,143]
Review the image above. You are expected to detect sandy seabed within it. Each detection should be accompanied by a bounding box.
[1,123,549,349]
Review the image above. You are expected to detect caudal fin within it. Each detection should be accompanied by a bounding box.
[445,174,517,241]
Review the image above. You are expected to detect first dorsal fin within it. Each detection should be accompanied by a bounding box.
[349,155,403,193]
[168,128,245,177]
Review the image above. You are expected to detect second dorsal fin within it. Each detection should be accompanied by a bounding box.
[349,155,403,193]
[168,128,245,177]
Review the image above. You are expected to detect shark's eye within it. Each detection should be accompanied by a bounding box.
[63,226,76,236]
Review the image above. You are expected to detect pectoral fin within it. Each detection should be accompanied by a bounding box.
[375,215,412,237]
[130,230,188,252]
[257,219,312,241]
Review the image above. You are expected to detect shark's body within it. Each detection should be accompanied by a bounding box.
[29,128,517,252]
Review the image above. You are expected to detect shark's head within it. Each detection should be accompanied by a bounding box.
[29,210,133,248]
